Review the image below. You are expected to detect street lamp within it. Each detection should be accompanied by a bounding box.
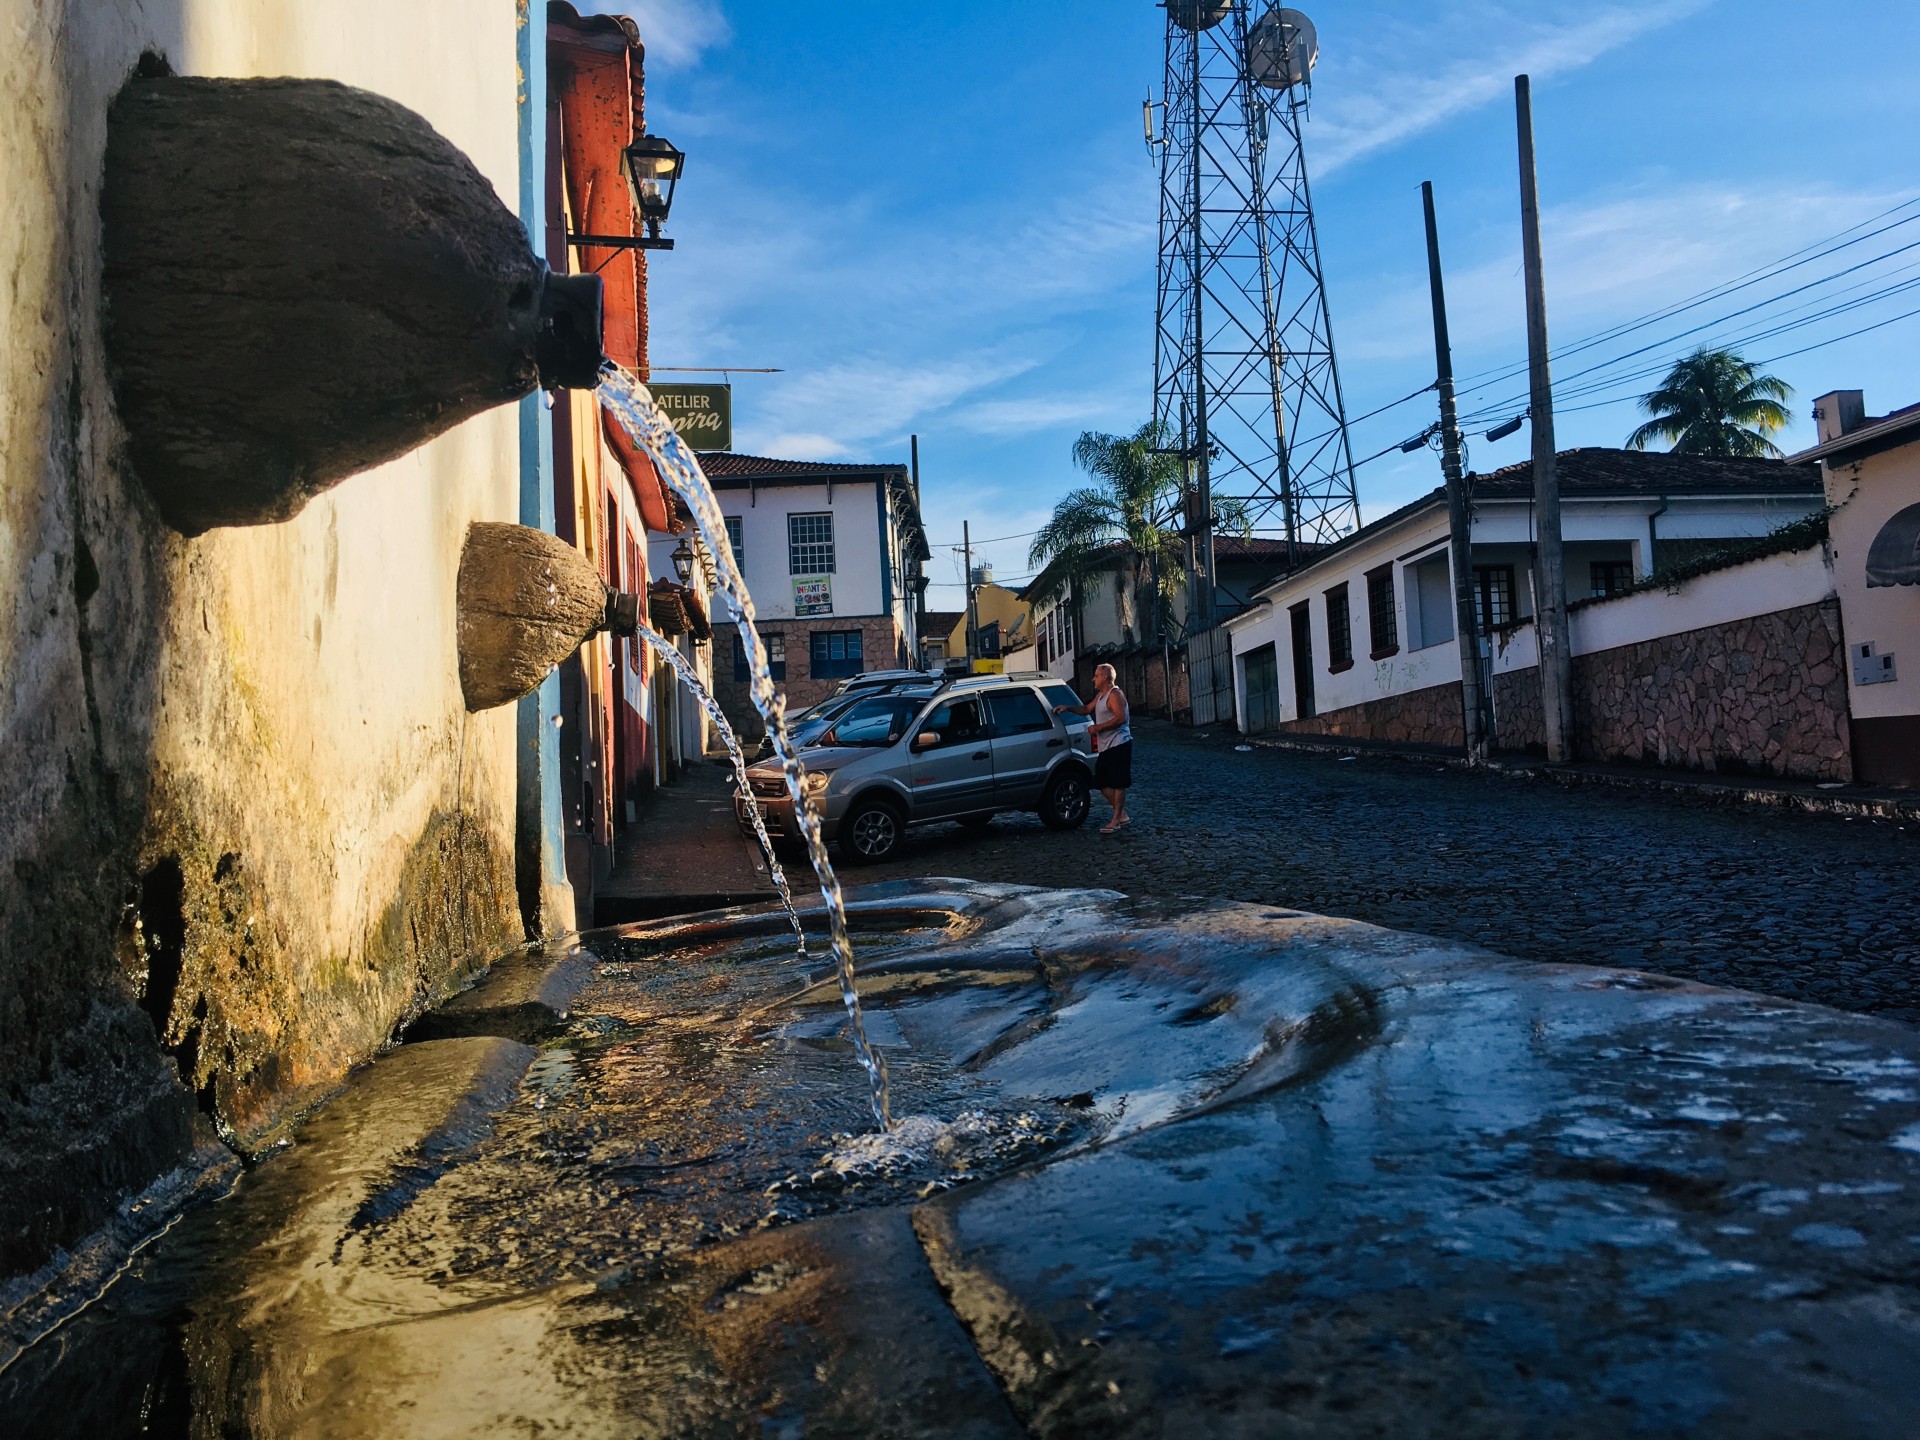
[670,535,697,584]
[568,133,686,253]
[623,134,685,240]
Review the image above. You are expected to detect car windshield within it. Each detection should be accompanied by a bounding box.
[806,691,873,727]
[823,693,927,747]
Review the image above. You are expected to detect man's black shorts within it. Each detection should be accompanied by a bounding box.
[1093,741,1133,790]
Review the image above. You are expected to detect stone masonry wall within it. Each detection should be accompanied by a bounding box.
[1274,680,1467,750]
[1073,648,1190,720]
[714,615,907,738]
[1493,600,1851,780]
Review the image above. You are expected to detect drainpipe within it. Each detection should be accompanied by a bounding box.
[1645,495,1668,579]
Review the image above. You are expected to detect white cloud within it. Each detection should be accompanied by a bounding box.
[651,154,1157,459]
[735,354,1044,459]
[575,0,731,69]
[754,432,841,461]
[948,394,1125,438]
[1309,1,1714,175]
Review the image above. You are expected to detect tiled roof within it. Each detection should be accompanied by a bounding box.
[1792,403,1920,464]
[1471,447,1821,498]
[698,452,906,479]
[920,610,966,637]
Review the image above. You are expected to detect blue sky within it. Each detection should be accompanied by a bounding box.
[608,0,1920,599]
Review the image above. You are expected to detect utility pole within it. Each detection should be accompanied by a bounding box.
[910,435,926,665]
[1422,181,1488,764]
[1516,75,1574,763]
[962,520,980,671]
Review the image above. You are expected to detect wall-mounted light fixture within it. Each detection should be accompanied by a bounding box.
[568,132,686,252]
[670,535,697,584]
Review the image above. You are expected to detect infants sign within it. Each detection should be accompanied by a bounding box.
[650,383,732,452]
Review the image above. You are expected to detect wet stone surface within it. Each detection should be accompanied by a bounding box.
[7,881,1919,1436]
[846,720,1920,1022]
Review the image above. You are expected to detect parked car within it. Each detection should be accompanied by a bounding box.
[758,670,943,757]
[734,673,1095,865]
[784,683,938,753]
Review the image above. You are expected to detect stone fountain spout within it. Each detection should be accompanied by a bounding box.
[101,73,606,535]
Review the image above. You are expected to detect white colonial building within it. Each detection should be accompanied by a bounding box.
[698,453,930,727]
[1224,449,1826,748]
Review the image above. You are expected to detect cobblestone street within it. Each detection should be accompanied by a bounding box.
[853,720,1920,1023]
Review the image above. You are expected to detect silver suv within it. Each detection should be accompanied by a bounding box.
[734,672,1094,864]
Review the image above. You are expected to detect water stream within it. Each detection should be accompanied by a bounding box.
[631,620,808,963]
[598,365,892,1129]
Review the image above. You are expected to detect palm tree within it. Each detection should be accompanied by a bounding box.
[1028,421,1220,644]
[1626,347,1794,458]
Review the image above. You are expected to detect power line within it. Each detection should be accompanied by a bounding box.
[928,527,1043,549]
[1455,247,1920,425]
[1341,381,1439,428]
[1451,193,1920,396]
[1462,274,1920,425]
[1548,301,1920,419]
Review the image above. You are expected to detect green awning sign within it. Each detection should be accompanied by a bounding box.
[651,383,732,452]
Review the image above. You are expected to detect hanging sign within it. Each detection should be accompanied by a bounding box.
[650,383,732,451]
[792,575,833,616]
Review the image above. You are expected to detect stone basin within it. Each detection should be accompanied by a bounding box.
[6,880,1919,1436]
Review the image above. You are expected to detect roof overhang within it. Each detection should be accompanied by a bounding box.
[1792,407,1920,466]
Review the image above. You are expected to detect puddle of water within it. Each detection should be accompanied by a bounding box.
[598,365,893,1129]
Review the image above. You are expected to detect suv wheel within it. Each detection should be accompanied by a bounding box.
[840,797,905,865]
[1040,769,1091,831]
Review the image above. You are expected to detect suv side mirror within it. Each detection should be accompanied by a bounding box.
[912,730,940,750]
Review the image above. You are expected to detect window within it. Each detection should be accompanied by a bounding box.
[1325,583,1353,670]
[724,516,744,567]
[986,688,1052,737]
[1409,554,1454,649]
[918,697,985,748]
[1042,682,1082,714]
[1473,566,1516,633]
[810,629,864,679]
[1590,560,1634,598]
[829,694,923,747]
[788,513,836,574]
[1366,565,1398,656]
[733,631,785,682]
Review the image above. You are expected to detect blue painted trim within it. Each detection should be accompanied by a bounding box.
[515,4,569,900]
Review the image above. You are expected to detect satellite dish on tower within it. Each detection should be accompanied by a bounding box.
[1245,7,1318,90]
[1167,0,1234,33]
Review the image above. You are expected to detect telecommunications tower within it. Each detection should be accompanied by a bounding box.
[1149,1,1358,629]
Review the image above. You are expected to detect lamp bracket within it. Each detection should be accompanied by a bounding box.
[567,233,676,251]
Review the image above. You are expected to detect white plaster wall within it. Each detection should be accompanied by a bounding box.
[1488,544,1834,675]
[1227,492,1827,723]
[151,0,526,1009]
[1226,508,1452,723]
[1,0,528,1172]
[718,480,887,621]
[1571,545,1834,657]
[1827,449,1920,721]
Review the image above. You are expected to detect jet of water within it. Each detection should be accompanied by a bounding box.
[631,620,808,963]
[598,366,892,1130]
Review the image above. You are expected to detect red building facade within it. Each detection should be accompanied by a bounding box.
[546,3,683,896]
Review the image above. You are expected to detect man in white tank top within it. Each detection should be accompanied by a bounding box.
[1052,662,1133,833]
